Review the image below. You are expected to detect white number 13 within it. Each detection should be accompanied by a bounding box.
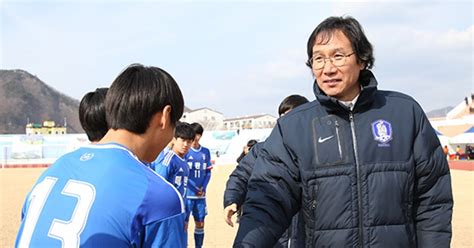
[18,176,96,248]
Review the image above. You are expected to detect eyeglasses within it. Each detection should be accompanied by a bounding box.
[309,52,355,70]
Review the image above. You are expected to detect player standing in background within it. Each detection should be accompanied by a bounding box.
[153,122,195,246]
[15,64,186,247]
[185,122,213,248]
[154,122,195,197]
[78,87,108,143]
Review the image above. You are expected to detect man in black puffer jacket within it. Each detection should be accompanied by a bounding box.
[234,16,453,248]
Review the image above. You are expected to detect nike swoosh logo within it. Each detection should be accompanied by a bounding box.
[318,135,334,143]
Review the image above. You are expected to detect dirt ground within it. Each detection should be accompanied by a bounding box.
[1,165,473,247]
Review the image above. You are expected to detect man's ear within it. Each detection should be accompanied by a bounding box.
[159,105,172,129]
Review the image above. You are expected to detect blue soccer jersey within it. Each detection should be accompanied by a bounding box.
[185,146,212,199]
[150,146,170,170]
[15,143,185,248]
[154,150,189,198]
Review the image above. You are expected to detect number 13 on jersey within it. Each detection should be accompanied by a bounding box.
[17,176,96,248]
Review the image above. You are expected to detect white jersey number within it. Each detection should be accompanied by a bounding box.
[194,162,201,178]
[18,176,96,248]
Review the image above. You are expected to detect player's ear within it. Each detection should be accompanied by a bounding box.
[159,105,173,130]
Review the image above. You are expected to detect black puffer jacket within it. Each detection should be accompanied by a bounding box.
[224,142,264,208]
[234,70,453,248]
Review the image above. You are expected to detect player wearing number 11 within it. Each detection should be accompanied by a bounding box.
[185,122,212,248]
[15,64,186,247]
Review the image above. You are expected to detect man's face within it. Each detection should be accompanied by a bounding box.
[311,30,364,101]
[172,137,193,157]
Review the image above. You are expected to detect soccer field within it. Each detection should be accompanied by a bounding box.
[1,164,472,247]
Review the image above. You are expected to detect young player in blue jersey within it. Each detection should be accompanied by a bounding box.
[154,122,195,197]
[15,64,186,248]
[154,122,195,246]
[185,122,213,248]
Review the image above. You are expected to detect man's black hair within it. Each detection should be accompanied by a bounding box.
[190,122,204,136]
[306,16,374,70]
[247,139,258,148]
[79,88,108,142]
[175,122,195,140]
[106,64,184,134]
[278,95,309,116]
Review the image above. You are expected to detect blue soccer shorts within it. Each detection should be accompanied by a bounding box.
[185,198,207,222]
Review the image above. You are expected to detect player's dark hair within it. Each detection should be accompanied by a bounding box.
[190,122,204,135]
[106,64,184,134]
[79,88,108,142]
[306,16,374,70]
[174,122,195,140]
[278,95,309,116]
[247,139,258,148]
[236,139,259,163]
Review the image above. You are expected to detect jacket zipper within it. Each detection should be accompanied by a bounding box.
[309,184,318,248]
[335,120,342,159]
[349,112,364,247]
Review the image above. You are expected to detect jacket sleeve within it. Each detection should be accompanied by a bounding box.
[233,124,301,247]
[413,109,453,247]
[223,143,262,208]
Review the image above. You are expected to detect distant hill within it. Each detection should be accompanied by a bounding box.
[0,69,83,134]
[426,106,454,118]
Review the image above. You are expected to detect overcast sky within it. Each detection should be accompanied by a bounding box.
[1,0,472,117]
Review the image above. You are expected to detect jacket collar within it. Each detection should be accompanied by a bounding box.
[313,69,378,113]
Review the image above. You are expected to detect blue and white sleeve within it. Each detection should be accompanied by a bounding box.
[144,214,186,248]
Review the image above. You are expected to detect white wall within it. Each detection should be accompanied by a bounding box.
[181,109,224,130]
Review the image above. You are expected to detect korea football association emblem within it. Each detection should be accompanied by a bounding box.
[80,152,94,161]
[371,120,392,146]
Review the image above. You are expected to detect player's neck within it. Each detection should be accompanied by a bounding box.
[99,129,149,162]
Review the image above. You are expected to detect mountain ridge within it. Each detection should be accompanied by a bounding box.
[0,69,83,134]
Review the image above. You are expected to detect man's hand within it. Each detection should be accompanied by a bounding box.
[224,203,238,227]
